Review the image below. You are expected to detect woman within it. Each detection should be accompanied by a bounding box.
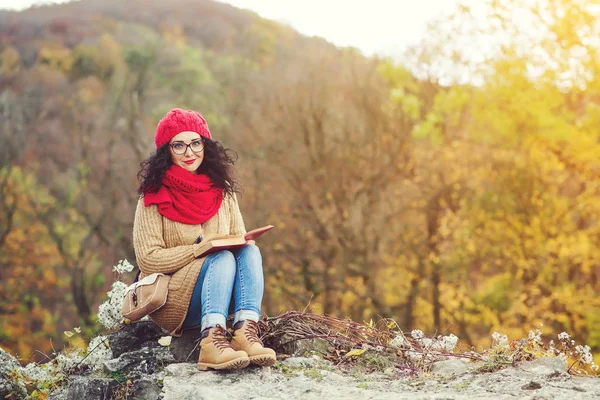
[133,108,276,371]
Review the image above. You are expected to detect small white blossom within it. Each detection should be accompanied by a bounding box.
[430,334,459,352]
[98,281,127,329]
[411,329,424,340]
[406,350,423,362]
[55,352,84,372]
[492,332,509,347]
[389,334,407,348]
[419,337,434,348]
[439,334,458,352]
[19,363,59,384]
[113,259,135,274]
[84,335,113,370]
[575,345,593,364]
[558,332,570,341]
[528,329,542,343]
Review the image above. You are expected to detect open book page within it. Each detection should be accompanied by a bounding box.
[194,225,274,258]
[194,236,246,258]
[244,225,274,241]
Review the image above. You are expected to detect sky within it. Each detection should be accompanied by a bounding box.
[0,0,464,57]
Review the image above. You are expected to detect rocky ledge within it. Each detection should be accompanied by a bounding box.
[2,321,599,400]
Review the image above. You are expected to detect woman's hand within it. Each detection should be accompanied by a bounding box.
[247,240,256,245]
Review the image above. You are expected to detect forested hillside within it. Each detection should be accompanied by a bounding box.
[1,0,599,366]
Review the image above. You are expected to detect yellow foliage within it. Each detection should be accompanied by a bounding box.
[38,43,73,73]
[161,24,186,49]
[345,348,367,357]
[1,46,21,75]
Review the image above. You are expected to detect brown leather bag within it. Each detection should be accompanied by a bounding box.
[121,273,170,321]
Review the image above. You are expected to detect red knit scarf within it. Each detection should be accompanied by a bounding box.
[143,165,224,225]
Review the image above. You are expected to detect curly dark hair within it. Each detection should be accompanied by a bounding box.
[137,138,240,196]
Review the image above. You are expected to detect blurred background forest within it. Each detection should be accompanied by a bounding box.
[1,0,600,364]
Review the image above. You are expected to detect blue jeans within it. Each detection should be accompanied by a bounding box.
[182,244,264,331]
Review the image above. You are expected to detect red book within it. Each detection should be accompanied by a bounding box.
[194,225,274,257]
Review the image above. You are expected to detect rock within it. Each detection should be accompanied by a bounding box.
[67,376,119,400]
[107,321,165,358]
[0,347,21,371]
[130,375,162,400]
[430,358,471,377]
[273,333,330,356]
[0,347,27,400]
[170,329,202,362]
[283,356,317,368]
[168,386,228,400]
[47,388,68,400]
[521,380,542,390]
[518,356,567,376]
[163,363,197,379]
[142,357,600,400]
[103,347,175,376]
[283,355,332,370]
[356,351,396,372]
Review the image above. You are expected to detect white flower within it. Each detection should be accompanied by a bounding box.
[575,345,593,364]
[411,329,424,340]
[429,334,459,352]
[98,281,128,329]
[84,335,113,370]
[406,350,422,362]
[19,363,59,384]
[113,259,135,274]
[492,332,508,347]
[528,329,542,343]
[55,352,84,372]
[558,332,570,341]
[419,337,434,348]
[439,334,458,352]
[390,334,407,348]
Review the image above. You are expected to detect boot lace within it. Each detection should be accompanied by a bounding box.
[244,320,263,346]
[212,325,231,352]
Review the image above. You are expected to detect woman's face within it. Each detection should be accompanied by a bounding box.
[169,131,204,173]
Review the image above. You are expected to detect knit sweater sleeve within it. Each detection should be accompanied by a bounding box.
[229,193,247,236]
[133,198,203,275]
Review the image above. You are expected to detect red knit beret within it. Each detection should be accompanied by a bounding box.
[154,108,212,149]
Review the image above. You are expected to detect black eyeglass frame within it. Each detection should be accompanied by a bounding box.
[169,139,205,155]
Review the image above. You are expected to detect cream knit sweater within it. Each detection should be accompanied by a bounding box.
[132,193,246,335]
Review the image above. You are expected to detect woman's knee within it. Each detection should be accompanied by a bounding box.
[238,244,262,264]
[206,250,236,277]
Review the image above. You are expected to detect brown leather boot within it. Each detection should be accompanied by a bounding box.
[231,320,276,367]
[197,325,250,371]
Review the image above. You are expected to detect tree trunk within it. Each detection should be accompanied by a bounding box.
[432,266,441,333]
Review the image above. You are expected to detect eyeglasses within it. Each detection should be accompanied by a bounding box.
[169,139,204,155]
